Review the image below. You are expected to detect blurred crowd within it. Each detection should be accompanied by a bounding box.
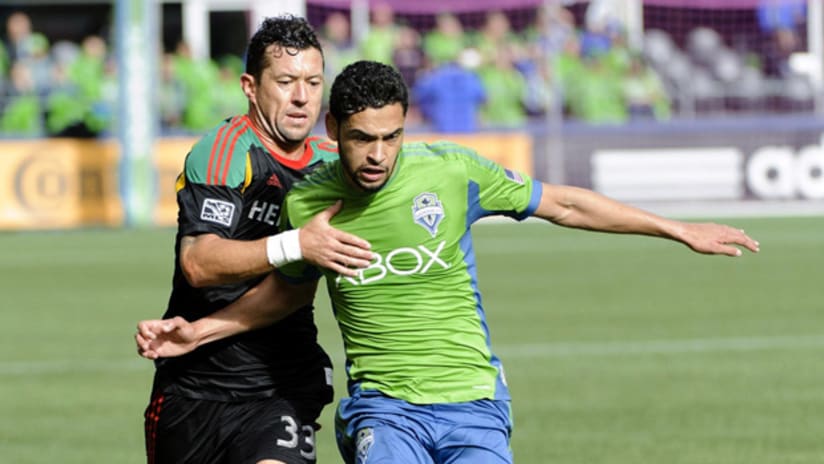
[320,3,672,133]
[0,1,809,138]
[0,11,116,137]
[0,10,247,138]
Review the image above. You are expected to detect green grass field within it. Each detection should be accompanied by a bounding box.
[1,216,822,463]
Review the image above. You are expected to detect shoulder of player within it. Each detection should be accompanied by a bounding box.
[305,136,339,164]
[291,158,341,194]
[282,165,343,227]
[183,116,255,185]
[402,140,487,165]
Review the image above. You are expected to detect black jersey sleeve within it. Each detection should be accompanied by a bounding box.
[177,181,244,239]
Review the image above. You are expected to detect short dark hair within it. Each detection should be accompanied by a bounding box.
[245,15,323,81]
[329,60,409,122]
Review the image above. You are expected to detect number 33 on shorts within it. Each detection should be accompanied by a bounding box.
[277,415,317,461]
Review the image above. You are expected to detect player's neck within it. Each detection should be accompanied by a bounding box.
[245,111,304,160]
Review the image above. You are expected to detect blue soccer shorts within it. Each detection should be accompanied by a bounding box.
[335,390,513,464]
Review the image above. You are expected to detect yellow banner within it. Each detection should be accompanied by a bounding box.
[0,139,123,229]
[153,137,196,226]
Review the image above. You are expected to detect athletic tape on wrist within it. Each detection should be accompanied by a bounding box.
[266,229,303,267]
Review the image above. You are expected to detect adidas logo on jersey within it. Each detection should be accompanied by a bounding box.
[266,174,282,188]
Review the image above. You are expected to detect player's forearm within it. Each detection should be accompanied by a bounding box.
[180,235,272,287]
[189,314,261,347]
[535,184,683,239]
[189,273,316,347]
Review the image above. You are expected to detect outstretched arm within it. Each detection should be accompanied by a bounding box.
[136,272,318,359]
[181,201,372,287]
[534,183,760,256]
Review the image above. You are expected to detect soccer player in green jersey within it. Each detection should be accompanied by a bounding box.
[137,61,760,463]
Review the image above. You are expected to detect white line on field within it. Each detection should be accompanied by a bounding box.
[2,335,823,376]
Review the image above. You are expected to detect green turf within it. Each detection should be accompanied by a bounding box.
[1,216,822,463]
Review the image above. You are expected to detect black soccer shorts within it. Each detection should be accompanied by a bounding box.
[145,393,319,464]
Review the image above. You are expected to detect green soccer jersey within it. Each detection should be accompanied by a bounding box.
[280,141,543,404]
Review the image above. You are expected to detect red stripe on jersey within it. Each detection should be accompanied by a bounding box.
[316,139,338,153]
[220,123,249,185]
[144,394,164,464]
[242,115,315,170]
[206,123,230,184]
[212,117,245,184]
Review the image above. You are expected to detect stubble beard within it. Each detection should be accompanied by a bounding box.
[341,157,385,193]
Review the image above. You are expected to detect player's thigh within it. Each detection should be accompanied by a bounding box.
[335,402,433,464]
[344,423,435,464]
[437,399,513,464]
[229,397,319,464]
[437,426,512,464]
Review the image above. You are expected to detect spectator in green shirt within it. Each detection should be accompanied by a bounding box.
[565,55,628,124]
[623,54,671,120]
[477,46,528,128]
[67,35,107,102]
[213,55,247,119]
[1,61,43,136]
[422,13,466,67]
[471,11,526,69]
[360,3,399,65]
[319,12,360,106]
[172,40,220,132]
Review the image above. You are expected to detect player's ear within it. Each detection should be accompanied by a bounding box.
[325,112,338,141]
[240,73,256,104]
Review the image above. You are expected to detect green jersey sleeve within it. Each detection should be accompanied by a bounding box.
[184,116,254,188]
[427,141,542,223]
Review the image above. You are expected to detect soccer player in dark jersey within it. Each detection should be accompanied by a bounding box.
[138,16,374,464]
[137,62,760,463]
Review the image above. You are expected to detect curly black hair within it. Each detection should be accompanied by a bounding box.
[329,60,409,122]
[245,14,323,80]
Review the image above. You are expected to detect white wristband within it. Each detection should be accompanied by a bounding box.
[266,229,303,267]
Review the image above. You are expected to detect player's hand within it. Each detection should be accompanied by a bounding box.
[679,222,760,257]
[135,316,198,359]
[300,200,374,277]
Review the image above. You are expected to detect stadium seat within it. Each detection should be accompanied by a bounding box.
[711,48,743,85]
[686,27,724,67]
[776,73,815,111]
[643,29,675,68]
[727,66,768,112]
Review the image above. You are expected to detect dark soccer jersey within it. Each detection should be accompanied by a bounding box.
[153,115,339,403]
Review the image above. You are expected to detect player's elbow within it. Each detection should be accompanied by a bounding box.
[179,234,226,287]
[180,255,213,288]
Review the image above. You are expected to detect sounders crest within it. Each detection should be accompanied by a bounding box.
[412,192,445,237]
